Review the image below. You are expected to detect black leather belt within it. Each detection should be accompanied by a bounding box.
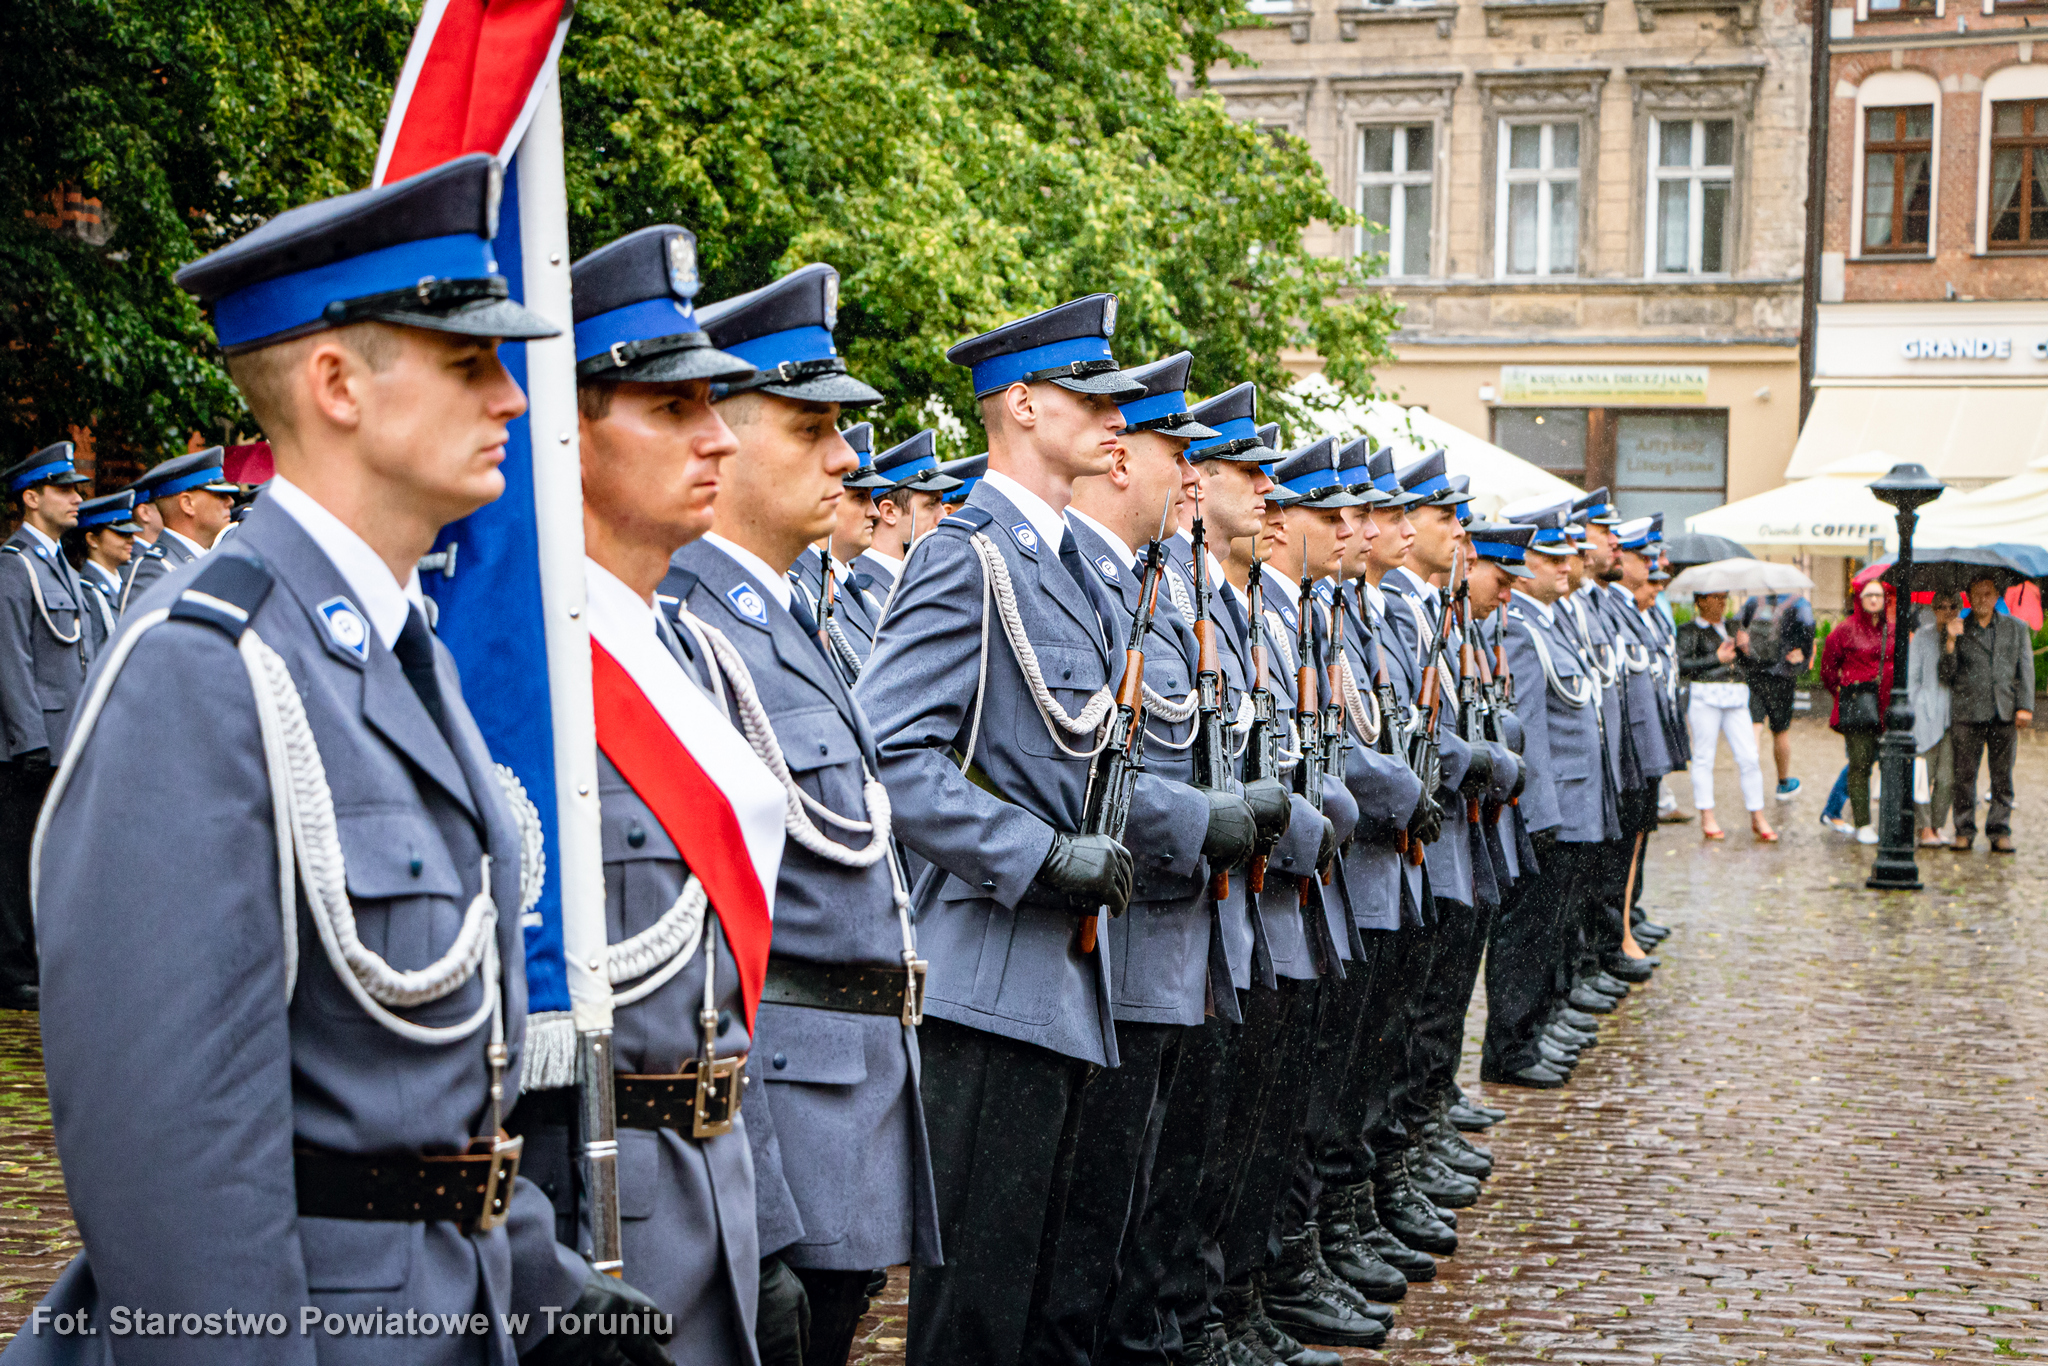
[760,957,925,1023]
[512,1063,745,1140]
[294,1136,522,1232]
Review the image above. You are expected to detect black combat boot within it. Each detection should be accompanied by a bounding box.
[1260,1228,1388,1348]
[1373,1149,1457,1256]
[1317,1181,1410,1302]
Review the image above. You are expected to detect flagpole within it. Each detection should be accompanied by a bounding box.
[515,74,623,1277]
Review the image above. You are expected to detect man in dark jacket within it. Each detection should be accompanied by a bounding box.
[1944,576,2036,852]
[1738,591,1813,800]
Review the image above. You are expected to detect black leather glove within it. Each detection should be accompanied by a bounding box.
[1459,744,1494,797]
[520,1264,674,1366]
[1316,816,1338,875]
[1407,792,1443,849]
[1242,778,1291,857]
[1530,827,1560,867]
[754,1255,810,1366]
[1496,711,1526,754]
[15,749,49,773]
[1035,831,1133,919]
[1200,789,1257,869]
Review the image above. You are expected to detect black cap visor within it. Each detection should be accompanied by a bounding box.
[1126,412,1222,442]
[725,358,883,409]
[1189,437,1270,465]
[579,332,755,387]
[1295,488,1370,509]
[843,470,894,490]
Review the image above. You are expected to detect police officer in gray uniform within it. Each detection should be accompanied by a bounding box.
[504,222,773,1364]
[145,446,239,568]
[13,153,672,1366]
[855,430,957,601]
[1026,351,1259,1366]
[656,261,944,1366]
[115,463,175,611]
[66,491,143,652]
[857,295,1220,1366]
[0,441,92,1010]
[788,422,891,679]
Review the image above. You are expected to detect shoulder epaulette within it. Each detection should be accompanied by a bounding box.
[166,549,273,640]
[939,507,994,532]
[849,571,876,594]
[0,545,21,558]
[663,569,701,602]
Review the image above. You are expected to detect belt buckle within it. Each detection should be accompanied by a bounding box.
[902,955,929,1027]
[688,1055,744,1139]
[455,1132,523,1233]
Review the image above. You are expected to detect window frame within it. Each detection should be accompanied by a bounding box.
[1643,116,1738,277]
[1357,121,1438,279]
[1494,119,1584,278]
[1848,72,1941,261]
[1859,104,1936,255]
[1987,97,2048,250]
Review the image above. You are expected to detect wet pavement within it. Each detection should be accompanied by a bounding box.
[4,720,2047,1361]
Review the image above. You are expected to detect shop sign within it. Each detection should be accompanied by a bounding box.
[1498,365,1709,405]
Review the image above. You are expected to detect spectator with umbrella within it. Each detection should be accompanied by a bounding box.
[1946,572,2036,852]
[1819,579,1897,844]
[1677,590,1776,842]
[1908,590,1961,847]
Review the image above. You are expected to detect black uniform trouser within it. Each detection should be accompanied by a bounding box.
[792,1267,877,1366]
[1099,1013,1251,1364]
[0,761,51,996]
[1951,720,2019,839]
[1482,843,1574,1075]
[1356,917,1436,1152]
[1020,1021,1181,1366]
[909,1017,1097,1366]
[1219,977,1319,1282]
[1284,934,1384,1233]
[1412,896,1488,1107]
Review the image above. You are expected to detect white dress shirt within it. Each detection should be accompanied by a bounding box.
[704,533,793,611]
[984,468,1069,554]
[265,476,426,651]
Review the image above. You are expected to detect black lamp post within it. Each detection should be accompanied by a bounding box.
[1866,461,1945,891]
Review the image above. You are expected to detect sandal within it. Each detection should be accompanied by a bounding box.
[1702,826,1727,841]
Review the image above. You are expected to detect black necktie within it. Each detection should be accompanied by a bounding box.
[1057,527,1117,646]
[785,592,834,664]
[394,606,449,737]
[1218,583,1250,655]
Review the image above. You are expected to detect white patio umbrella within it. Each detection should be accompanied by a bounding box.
[1667,559,1816,597]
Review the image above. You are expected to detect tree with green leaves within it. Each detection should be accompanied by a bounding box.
[4,0,1397,473]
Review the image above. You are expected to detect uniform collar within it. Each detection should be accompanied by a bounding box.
[704,532,793,610]
[1266,569,1302,609]
[1391,564,1435,600]
[861,546,903,581]
[984,468,1068,554]
[264,475,424,650]
[1362,579,1388,617]
[20,522,58,556]
[162,527,211,561]
[1512,589,1555,626]
[1064,507,1135,568]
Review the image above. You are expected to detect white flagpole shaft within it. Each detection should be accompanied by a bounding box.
[516,73,624,1274]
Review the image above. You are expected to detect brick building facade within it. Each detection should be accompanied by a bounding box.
[1194,0,1813,517]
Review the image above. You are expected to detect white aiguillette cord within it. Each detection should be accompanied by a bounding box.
[36,608,535,1050]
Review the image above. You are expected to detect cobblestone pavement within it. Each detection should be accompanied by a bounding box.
[4,721,2046,1362]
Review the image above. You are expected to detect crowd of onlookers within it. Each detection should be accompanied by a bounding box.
[1673,575,2037,852]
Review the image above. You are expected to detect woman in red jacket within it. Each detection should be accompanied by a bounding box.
[1819,578,1897,840]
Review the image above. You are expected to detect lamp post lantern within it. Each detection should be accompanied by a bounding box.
[1866,461,1944,891]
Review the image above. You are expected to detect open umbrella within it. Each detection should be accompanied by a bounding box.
[1661,532,1755,569]
[1851,546,2030,596]
[1666,558,1815,598]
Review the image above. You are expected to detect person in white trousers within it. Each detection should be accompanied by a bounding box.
[1676,590,1775,842]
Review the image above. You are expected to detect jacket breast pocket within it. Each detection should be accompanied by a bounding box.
[1013,644,1109,759]
[757,1005,868,1086]
[775,705,866,812]
[320,807,477,1022]
[300,1216,418,1292]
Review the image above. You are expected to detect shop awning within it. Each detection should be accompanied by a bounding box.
[1686,450,1905,553]
[1913,452,2048,546]
[1788,385,2048,482]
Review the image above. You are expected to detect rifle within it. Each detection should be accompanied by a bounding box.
[1450,560,1482,825]
[1405,555,1460,864]
[1189,494,1233,899]
[1323,579,1348,784]
[1077,495,1173,953]
[1292,541,1340,977]
[1243,553,1278,895]
[1361,579,1414,861]
[817,534,863,682]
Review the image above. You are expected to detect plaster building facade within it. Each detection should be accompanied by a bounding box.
[1196,0,1814,520]
[1801,1,2048,487]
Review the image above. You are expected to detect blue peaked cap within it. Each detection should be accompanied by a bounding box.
[571,226,753,386]
[77,490,142,533]
[4,442,90,495]
[948,295,1144,401]
[173,154,556,353]
[700,263,881,408]
[938,453,986,502]
[136,448,237,502]
[1184,382,1264,461]
[1117,352,1220,440]
[876,430,961,494]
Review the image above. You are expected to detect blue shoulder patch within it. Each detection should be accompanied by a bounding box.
[726,581,771,628]
[1008,521,1041,553]
[316,596,370,659]
[1094,554,1120,584]
[168,550,275,642]
[938,507,994,533]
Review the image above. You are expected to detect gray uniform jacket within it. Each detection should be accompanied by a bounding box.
[0,528,95,758]
[854,485,1210,1066]
[788,548,882,680]
[78,561,121,654]
[17,499,586,1366]
[1324,585,1424,933]
[664,540,940,1273]
[1503,595,1617,844]
[1381,577,1479,908]
[1250,584,1359,978]
[1070,519,1217,1027]
[1561,589,1626,794]
[1600,585,1674,782]
[119,539,171,613]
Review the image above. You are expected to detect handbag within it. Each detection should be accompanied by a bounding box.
[1838,681,1882,733]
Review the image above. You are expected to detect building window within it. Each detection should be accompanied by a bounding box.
[1861,106,1933,253]
[1492,409,1590,485]
[1867,0,1936,13]
[1360,124,1434,278]
[1497,121,1580,276]
[1612,410,1728,525]
[1646,117,1734,275]
[1990,99,2048,249]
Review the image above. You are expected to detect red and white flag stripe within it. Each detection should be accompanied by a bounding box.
[374,0,573,187]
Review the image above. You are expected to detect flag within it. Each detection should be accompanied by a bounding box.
[374,0,601,1074]
[584,566,785,1028]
